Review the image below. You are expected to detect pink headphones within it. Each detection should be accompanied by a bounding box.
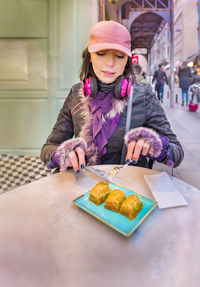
[82,76,132,99]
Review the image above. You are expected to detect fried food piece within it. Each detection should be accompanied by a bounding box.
[120,194,143,220]
[104,189,126,212]
[89,182,111,205]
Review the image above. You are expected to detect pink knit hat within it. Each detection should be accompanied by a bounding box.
[88,20,132,57]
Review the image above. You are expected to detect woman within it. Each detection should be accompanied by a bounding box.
[178,61,192,106]
[41,20,184,173]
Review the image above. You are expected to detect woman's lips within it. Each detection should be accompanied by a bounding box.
[102,71,115,77]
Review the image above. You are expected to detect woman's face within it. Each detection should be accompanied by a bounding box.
[90,49,128,83]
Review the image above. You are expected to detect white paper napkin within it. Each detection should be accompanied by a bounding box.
[144,172,188,209]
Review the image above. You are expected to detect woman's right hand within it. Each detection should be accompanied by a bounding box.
[51,137,87,172]
[65,147,86,172]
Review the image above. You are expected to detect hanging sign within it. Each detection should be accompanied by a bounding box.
[132,55,139,64]
[132,48,147,55]
[132,54,148,73]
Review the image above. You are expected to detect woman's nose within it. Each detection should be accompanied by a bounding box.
[107,54,115,67]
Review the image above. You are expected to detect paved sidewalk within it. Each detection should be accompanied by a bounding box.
[153,91,200,190]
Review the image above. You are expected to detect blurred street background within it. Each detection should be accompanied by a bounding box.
[0,0,200,191]
[154,87,200,189]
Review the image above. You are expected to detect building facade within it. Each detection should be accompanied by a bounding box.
[150,22,170,72]
[174,0,198,63]
[151,0,199,71]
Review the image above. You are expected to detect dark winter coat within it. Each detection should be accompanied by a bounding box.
[178,67,192,89]
[41,82,184,168]
[192,74,200,84]
[152,69,168,84]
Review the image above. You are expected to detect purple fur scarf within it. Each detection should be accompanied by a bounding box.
[79,89,127,165]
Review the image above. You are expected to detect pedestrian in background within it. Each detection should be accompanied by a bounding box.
[167,69,179,90]
[41,20,183,173]
[191,69,200,84]
[178,61,192,106]
[133,63,148,84]
[152,64,168,103]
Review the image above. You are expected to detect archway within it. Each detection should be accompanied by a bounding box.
[105,0,175,107]
[130,12,164,52]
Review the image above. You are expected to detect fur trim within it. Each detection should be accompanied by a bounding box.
[53,137,87,171]
[124,127,163,158]
[106,84,133,120]
[57,137,87,153]
[78,88,100,165]
[106,98,127,119]
[79,119,101,165]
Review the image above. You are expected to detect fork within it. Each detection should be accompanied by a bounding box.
[108,160,132,179]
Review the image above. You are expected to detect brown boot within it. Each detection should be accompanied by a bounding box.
[182,101,184,106]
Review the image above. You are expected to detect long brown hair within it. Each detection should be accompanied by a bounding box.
[79,48,135,82]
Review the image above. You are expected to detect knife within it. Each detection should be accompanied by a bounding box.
[84,166,110,183]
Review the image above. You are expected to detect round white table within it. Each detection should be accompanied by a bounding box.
[0,165,199,287]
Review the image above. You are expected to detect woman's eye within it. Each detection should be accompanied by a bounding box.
[115,54,125,59]
[96,52,105,56]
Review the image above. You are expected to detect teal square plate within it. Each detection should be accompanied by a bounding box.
[73,182,157,237]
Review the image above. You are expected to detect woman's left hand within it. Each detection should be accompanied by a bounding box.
[126,139,154,164]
